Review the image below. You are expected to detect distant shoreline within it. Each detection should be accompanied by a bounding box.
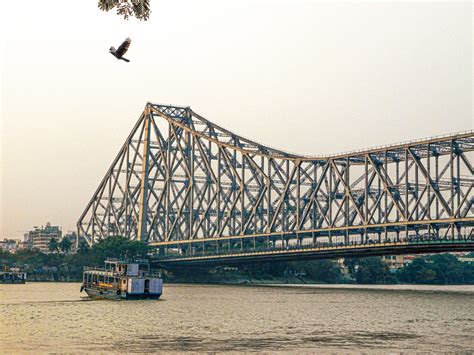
[15,279,474,289]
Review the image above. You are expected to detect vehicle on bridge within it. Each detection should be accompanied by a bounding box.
[81,259,162,300]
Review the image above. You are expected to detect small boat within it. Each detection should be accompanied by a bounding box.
[81,259,162,300]
[0,266,27,284]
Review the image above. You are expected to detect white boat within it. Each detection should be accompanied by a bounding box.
[81,259,162,300]
[0,267,27,284]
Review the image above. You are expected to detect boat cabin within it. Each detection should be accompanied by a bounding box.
[104,259,150,277]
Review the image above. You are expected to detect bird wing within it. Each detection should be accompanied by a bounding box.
[116,38,131,57]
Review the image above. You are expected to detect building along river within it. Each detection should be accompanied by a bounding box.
[1,283,473,353]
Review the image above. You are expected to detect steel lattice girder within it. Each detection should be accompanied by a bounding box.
[77,103,474,248]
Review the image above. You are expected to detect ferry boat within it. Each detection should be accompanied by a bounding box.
[81,259,162,300]
[0,266,27,284]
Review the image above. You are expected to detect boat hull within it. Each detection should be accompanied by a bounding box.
[0,279,26,284]
[83,287,161,300]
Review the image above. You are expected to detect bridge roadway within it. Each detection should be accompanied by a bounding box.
[152,239,473,266]
[151,216,474,265]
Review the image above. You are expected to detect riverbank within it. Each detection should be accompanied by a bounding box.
[2,236,474,285]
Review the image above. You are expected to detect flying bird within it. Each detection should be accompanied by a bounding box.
[110,38,131,62]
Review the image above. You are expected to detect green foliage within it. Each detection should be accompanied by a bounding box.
[398,254,474,284]
[3,238,474,285]
[1,236,152,280]
[344,258,358,275]
[0,250,15,266]
[98,0,151,21]
[244,261,289,279]
[2,248,62,271]
[353,257,396,284]
[461,262,474,284]
[428,254,464,284]
[237,259,343,283]
[48,238,59,253]
[77,241,90,255]
[59,238,72,253]
[303,260,343,283]
[90,236,151,263]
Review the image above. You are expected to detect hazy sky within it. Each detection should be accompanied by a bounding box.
[1,1,472,238]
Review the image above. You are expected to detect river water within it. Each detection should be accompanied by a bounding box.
[1,283,473,353]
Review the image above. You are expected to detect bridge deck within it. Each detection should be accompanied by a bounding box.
[153,240,474,265]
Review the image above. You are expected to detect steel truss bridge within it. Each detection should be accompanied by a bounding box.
[77,103,474,265]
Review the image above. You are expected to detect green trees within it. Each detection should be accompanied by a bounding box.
[344,257,396,284]
[77,241,90,255]
[4,249,51,271]
[397,258,437,284]
[429,254,464,284]
[245,261,289,279]
[0,250,15,266]
[352,257,396,284]
[98,0,151,21]
[238,259,344,283]
[462,262,474,284]
[1,236,152,281]
[47,237,72,254]
[398,254,474,284]
[3,235,474,285]
[48,238,59,253]
[300,260,343,283]
[61,236,152,269]
[59,238,72,254]
[90,236,151,262]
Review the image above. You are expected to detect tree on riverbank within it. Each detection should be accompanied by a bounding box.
[48,238,59,253]
[59,238,72,253]
[77,241,90,255]
[0,237,152,281]
[83,236,151,262]
[351,257,396,284]
[397,254,474,284]
[1,238,473,284]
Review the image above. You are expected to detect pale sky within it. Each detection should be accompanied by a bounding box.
[1,1,472,239]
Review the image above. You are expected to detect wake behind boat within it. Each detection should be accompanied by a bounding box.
[81,259,162,300]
